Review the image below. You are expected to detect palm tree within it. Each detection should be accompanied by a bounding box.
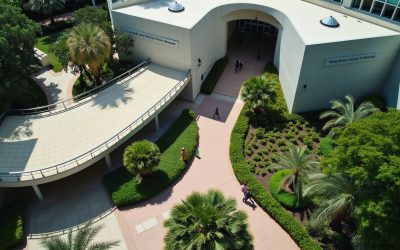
[41,222,119,250]
[164,190,253,250]
[29,0,65,25]
[320,95,379,136]
[241,75,276,113]
[124,140,161,183]
[303,173,356,230]
[67,24,111,86]
[269,144,319,205]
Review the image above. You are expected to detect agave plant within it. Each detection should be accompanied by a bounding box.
[320,95,379,136]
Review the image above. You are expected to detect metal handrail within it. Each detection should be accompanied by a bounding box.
[5,60,150,116]
[0,69,191,182]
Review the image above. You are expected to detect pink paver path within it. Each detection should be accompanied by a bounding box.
[114,35,298,249]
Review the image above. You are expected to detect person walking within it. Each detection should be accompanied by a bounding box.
[235,60,240,73]
[241,183,249,203]
[213,107,220,120]
[181,147,188,164]
[239,60,244,70]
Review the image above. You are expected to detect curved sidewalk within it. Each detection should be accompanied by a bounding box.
[114,94,299,249]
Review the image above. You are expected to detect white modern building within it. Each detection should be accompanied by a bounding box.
[108,0,400,112]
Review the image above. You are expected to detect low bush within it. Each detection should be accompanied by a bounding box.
[103,109,199,207]
[200,57,228,94]
[40,20,74,36]
[319,137,333,156]
[230,105,321,249]
[0,202,25,250]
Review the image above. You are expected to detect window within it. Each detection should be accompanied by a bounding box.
[371,1,384,15]
[324,0,343,4]
[361,0,373,12]
[352,0,400,23]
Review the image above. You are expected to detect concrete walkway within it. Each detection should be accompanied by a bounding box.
[31,67,78,108]
[114,93,298,249]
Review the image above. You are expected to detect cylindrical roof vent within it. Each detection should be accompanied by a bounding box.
[168,1,185,12]
[320,16,340,28]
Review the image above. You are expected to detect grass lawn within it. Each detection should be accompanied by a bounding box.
[35,32,65,72]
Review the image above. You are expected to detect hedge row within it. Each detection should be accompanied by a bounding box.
[230,105,321,250]
[269,170,299,209]
[0,203,24,250]
[103,109,199,207]
[200,56,228,94]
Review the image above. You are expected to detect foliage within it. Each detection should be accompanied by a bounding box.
[73,6,133,56]
[0,202,25,250]
[200,56,228,94]
[114,32,134,56]
[319,95,379,136]
[304,173,356,230]
[269,169,302,209]
[360,94,386,111]
[241,75,277,113]
[103,109,199,207]
[269,144,319,206]
[322,109,400,249]
[230,104,321,250]
[67,23,111,85]
[41,222,119,250]
[123,140,161,183]
[40,19,73,36]
[29,0,65,24]
[0,2,41,109]
[318,137,333,156]
[164,190,253,250]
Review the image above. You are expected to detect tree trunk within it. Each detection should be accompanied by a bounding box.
[82,66,94,82]
[89,64,102,86]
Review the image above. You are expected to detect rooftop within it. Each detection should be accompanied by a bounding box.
[113,0,399,44]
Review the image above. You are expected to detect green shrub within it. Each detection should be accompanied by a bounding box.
[103,109,199,207]
[40,20,74,36]
[361,94,386,111]
[200,57,228,94]
[230,107,320,249]
[0,202,25,250]
[319,137,333,156]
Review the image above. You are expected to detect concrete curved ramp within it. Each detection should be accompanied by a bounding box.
[0,63,190,187]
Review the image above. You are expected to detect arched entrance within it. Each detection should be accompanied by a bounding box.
[213,16,279,97]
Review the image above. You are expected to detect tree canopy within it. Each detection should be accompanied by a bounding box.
[322,109,400,249]
[0,2,40,109]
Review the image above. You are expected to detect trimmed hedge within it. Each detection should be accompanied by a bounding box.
[230,105,321,249]
[0,203,24,250]
[103,109,199,207]
[269,170,299,209]
[200,56,228,94]
[319,137,333,156]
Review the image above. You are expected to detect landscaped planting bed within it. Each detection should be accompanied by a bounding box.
[35,31,66,72]
[200,56,228,94]
[103,109,199,207]
[0,203,25,250]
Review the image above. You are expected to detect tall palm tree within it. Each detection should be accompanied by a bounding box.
[29,0,65,25]
[241,75,276,113]
[41,222,119,250]
[320,95,379,136]
[124,140,161,183]
[269,144,319,205]
[67,24,111,86]
[303,173,356,230]
[164,190,253,250]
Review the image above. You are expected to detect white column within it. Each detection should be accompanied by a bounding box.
[106,0,114,28]
[91,0,96,6]
[342,0,352,8]
[105,153,113,169]
[32,185,43,200]
[154,115,159,131]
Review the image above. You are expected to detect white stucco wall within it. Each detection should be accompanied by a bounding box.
[292,35,400,112]
[111,1,400,112]
[383,50,400,109]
